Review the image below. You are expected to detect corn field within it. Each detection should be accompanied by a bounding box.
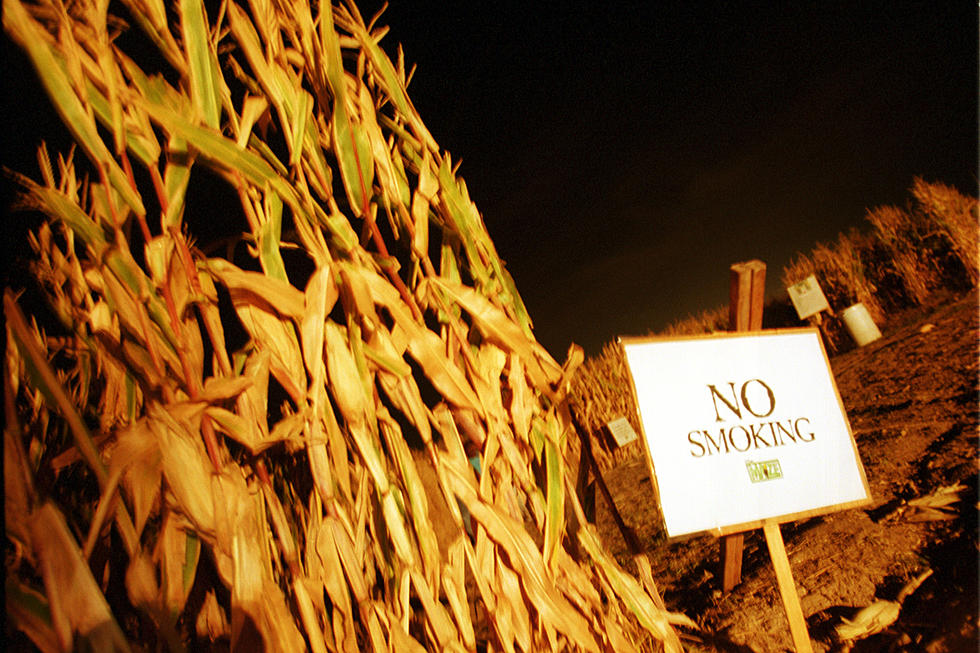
[782,178,978,321]
[652,178,977,343]
[2,0,687,650]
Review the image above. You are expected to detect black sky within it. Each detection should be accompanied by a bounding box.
[366,1,978,356]
[3,1,977,359]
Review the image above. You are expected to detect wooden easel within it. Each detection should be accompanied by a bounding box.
[722,260,814,652]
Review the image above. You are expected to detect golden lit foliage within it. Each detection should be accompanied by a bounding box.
[3,0,686,650]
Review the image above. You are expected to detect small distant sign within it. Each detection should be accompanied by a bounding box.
[787,275,830,320]
[605,417,638,448]
[621,329,871,538]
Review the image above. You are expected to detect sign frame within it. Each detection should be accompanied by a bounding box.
[620,327,871,540]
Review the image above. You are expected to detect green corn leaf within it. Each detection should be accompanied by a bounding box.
[333,97,375,218]
[85,77,161,168]
[141,96,271,184]
[16,179,107,251]
[543,434,564,566]
[180,0,221,128]
[257,190,289,282]
[3,0,145,217]
[116,0,183,70]
[340,12,437,152]
[162,136,193,229]
[319,4,374,216]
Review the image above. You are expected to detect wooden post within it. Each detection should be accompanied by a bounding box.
[721,260,766,591]
[728,259,767,331]
[763,522,814,653]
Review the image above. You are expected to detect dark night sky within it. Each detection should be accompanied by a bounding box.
[367,1,978,356]
[3,1,977,358]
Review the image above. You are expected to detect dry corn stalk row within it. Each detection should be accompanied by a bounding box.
[809,232,884,324]
[865,204,940,305]
[657,305,729,338]
[567,341,643,472]
[910,177,980,287]
[2,0,683,651]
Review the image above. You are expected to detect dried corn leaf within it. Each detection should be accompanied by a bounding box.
[429,277,560,391]
[110,421,162,536]
[30,503,132,652]
[3,0,685,650]
[229,491,306,653]
[5,577,62,653]
[836,600,901,641]
[234,302,305,402]
[157,511,201,616]
[209,258,305,320]
[901,482,965,521]
[195,589,229,640]
[4,395,35,553]
[446,464,601,652]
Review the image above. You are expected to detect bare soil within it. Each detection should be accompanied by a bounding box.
[593,288,978,652]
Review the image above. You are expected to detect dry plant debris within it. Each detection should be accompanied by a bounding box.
[835,569,933,645]
[2,0,683,650]
[903,483,967,521]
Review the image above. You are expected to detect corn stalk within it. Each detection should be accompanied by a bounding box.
[3,0,683,650]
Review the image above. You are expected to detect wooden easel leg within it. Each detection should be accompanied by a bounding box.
[721,533,745,592]
[763,522,813,653]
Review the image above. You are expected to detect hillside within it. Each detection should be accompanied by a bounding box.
[592,288,978,652]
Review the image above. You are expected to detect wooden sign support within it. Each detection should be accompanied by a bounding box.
[764,521,814,653]
[728,262,815,650]
[721,260,766,591]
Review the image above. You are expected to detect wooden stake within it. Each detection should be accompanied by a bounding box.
[763,521,813,653]
[721,259,767,591]
[728,259,767,331]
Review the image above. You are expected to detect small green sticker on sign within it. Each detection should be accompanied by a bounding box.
[746,459,783,483]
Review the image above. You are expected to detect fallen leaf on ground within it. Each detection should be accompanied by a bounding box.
[906,483,965,520]
[836,569,933,642]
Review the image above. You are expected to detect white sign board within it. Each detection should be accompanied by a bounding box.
[621,329,870,538]
[787,275,831,320]
[606,417,639,448]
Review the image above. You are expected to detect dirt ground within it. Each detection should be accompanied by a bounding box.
[592,288,978,652]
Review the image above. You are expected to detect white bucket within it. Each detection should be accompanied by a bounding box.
[841,303,882,346]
